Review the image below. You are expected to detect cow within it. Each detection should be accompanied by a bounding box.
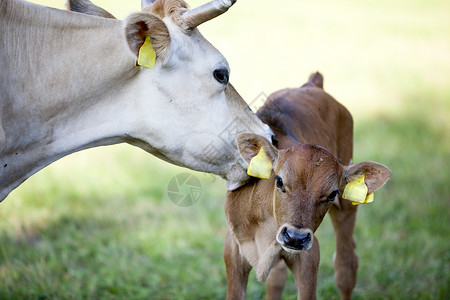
[0,0,274,201]
[224,73,391,300]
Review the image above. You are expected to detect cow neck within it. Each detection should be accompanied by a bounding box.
[0,2,138,201]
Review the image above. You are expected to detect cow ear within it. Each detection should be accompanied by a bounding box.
[237,133,278,165]
[342,161,391,194]
[124,12,170,63]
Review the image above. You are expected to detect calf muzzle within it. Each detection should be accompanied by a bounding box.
[276,225,313,253]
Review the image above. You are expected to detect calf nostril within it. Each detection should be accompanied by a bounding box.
[303,233,311,243]
[271,134,278,146]
[281,226,293,244]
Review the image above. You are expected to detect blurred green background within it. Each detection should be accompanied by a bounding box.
[1,0,449,299]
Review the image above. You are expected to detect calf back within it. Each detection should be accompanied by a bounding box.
[257,74,353,164]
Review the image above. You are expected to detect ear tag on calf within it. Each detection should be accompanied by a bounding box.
[137,37,156,69]
[352,192,374,205]
[247,147,272,179]
[343,173,369,204]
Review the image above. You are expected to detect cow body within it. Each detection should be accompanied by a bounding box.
[224,73,391,299]
[0,0,273,201]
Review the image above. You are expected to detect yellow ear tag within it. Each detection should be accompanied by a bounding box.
[137,37,156,69]
[247,147,272,179]
[352,192,374,205]
[364,192,374,203]
[343,173,368,204]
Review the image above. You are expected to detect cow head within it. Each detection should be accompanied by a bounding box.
[237,133,391,253]
[67,0,273,183]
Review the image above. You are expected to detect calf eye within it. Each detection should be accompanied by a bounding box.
[326,190,339,202]
[275,175,286,193]
[213,69,229,85]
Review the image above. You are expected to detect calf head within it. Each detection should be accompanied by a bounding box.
[237,133,391,253]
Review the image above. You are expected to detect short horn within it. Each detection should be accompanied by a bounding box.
[182,0,236,29]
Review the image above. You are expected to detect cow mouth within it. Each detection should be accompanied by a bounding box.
[278,243,311,254]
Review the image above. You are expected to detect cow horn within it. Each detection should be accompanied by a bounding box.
[182,0,236,29]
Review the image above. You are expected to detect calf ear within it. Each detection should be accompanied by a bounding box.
[342,161,391,194]
[66,0,116,19]
[124,12,170,63]
[237,133,278,165]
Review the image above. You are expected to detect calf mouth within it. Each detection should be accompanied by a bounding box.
[276,225,314,253]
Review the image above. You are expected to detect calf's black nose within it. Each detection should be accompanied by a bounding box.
[281,227,311,250]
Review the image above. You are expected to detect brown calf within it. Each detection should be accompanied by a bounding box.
[224,73,391,300]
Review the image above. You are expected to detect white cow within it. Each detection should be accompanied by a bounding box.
[0,0,274,201]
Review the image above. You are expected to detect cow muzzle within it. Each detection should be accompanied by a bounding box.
[276,224,313,253]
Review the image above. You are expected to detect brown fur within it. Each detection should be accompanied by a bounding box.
[145,0,189,30]
[146,0,188,18]
[146,0,234,31]
[224,72,391,300]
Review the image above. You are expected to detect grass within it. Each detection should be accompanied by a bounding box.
[1,0,449,299]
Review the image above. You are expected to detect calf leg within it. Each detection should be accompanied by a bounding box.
[266,260,288,300]
[224,231,252,300]
[329,200,359,300]
[285,236,320,300]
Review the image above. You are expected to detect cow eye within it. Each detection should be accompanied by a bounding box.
[275,175,286,193]
[213,69,229,85]
[326,190,339,202]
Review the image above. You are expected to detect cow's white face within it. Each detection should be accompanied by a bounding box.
[122,5,273,183]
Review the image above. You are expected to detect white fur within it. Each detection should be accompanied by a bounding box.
[0,0,273,200]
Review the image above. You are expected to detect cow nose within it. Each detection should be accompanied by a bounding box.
[281,226,311,250]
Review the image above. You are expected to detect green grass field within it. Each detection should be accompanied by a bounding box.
[1,0,449,299]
